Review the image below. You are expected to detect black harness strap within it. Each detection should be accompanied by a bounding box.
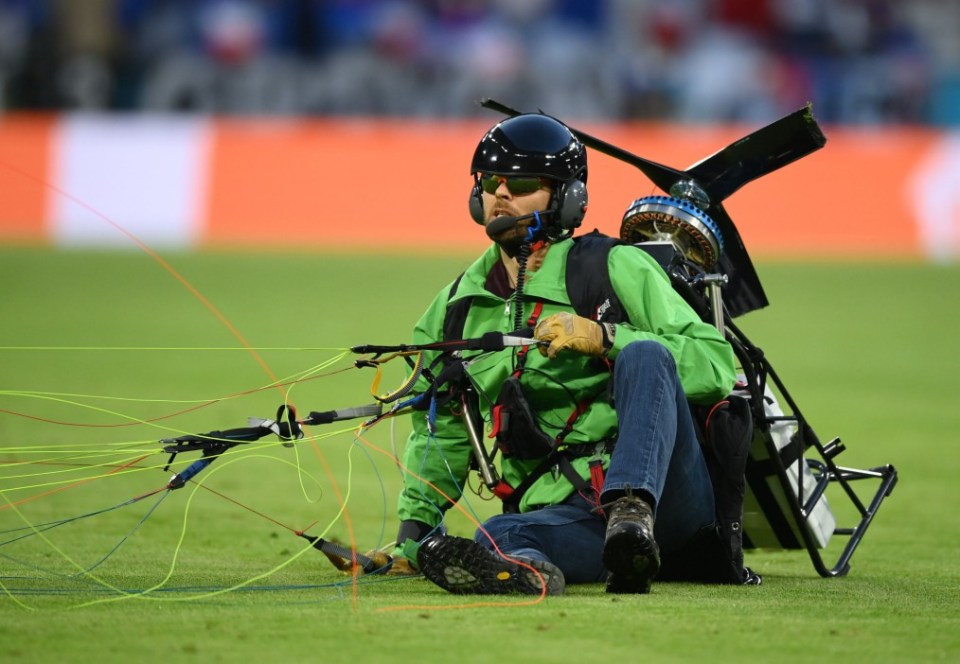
[563,230,624,323]
[499,451,591,514]
[443,273,471,342]
[443,231,625,344]
[441,236,628,512]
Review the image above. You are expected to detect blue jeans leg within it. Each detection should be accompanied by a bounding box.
[601,340,716,554]
[473,340,717,583]
[474,492,607,583]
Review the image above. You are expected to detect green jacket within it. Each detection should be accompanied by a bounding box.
[397,238,736,544]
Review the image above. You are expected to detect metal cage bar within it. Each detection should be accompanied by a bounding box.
[731,321,898,577]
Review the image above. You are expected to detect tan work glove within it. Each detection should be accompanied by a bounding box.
[320,543,418,576]
[382,555,418,576]
[534,312,615,359]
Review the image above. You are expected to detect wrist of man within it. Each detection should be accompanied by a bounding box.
[599,322,616,354]
[395,519,436,567]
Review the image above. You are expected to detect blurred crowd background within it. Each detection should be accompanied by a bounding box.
[1,0,958,125]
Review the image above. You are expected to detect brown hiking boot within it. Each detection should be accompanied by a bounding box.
[602,495,660,594]
[417,535,565,596]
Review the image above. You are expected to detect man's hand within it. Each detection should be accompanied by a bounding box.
[382,555,418,576]
[360,547,419,576]
[534,312,614,359]
[318,542,419,576]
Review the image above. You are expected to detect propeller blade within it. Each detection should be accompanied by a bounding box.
[707,203,768,317]
[478,99,826,317]
[685,104,826,204]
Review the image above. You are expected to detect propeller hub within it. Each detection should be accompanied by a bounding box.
[620,195,723,270]
[669,178,711,209]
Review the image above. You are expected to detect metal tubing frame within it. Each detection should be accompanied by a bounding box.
[729,320,898,577]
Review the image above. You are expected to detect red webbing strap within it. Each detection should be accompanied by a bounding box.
[495,300,608,511]
[513,301,544,376]
[555,400,591,444]
[489,403,504,439]
[588,458,606,515]
[492,480,515,501]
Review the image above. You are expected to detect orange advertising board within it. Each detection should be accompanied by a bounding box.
[1,115,953,260]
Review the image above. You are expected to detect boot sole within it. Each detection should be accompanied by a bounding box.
[418,536,565,595]
[603,526,661,594]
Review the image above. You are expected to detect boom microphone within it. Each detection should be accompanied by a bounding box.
[484,213,533,238]
[484,210,555,239]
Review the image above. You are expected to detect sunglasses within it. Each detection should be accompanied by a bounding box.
[479,174,548,195]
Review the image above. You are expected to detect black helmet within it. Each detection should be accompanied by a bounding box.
[468,114,588,235]
[471,114,587,183]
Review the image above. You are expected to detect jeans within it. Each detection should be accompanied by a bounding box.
[474,340,717,584]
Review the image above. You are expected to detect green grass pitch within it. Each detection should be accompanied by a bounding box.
[1,248,958,663]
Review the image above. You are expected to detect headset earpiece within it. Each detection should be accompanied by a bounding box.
[468,175,587,232]
[556,179,587,231]
[469,181,485,225]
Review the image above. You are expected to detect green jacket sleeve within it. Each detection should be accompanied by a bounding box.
[395,283,475,530]
[604,245,737,404]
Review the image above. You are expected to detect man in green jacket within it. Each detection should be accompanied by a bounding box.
[393,113,737,595]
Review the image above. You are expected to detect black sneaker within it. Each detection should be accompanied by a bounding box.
[417,535,565,595]
[602,495,660,594]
